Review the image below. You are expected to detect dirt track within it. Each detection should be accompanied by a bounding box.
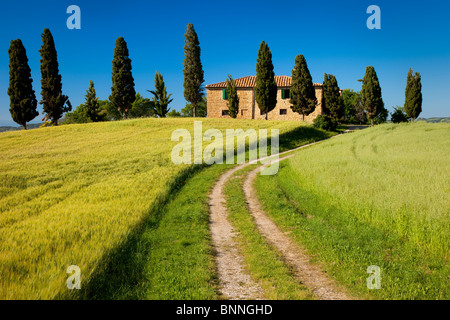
[208,136,352,300]
[243,154,351,300]
[209,162,265,299]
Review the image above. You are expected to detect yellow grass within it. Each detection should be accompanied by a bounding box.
[0,117,306,299]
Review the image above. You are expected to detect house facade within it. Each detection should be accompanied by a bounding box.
[205,75,324,122]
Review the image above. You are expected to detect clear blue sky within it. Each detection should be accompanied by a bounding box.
[0,0,449,126]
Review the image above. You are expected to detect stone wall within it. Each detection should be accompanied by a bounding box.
[206,87,323,122]
[206,88,254,119]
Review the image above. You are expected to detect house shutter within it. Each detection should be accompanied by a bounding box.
[281,89,285,99]
[222,89,226,99]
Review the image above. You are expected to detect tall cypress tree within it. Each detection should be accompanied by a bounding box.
[322,73,344,122]
[255,41,277,120]
[110,37,136,120]
[404,68,422,122]
[290,54,316,121]
[183,23,204,118]
[39,28,71,126]
[361,66,384,126]
[7,39,38,130]
[149,71,173,118]
[226,75,239,118]
[85,80,102,122]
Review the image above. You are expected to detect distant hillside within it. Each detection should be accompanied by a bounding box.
[0,123,43,132]
[0,126,20,132]
[417,117,450,123]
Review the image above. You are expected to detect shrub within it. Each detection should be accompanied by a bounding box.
[313,114,337,131]
[391,106,409,123]
[167,109,182,117]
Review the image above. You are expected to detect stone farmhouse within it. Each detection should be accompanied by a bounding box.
[205,75,324,122]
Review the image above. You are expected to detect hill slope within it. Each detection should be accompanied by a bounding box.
[0,118,314,299]
[256,122,450,299]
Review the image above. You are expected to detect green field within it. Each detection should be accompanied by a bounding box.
[0,117,328,299]
[256,123,450,299]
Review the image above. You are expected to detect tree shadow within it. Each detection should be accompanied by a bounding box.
[60,125,330,299]
[60,163,207,300]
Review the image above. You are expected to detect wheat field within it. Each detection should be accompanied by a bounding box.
[0,117,307,299]
[256,122,450,299]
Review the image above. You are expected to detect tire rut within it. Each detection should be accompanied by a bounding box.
[243,153,352,300]
[209,163,265,300]
[209,136,351,300]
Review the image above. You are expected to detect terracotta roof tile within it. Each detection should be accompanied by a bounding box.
[205,75,322,88]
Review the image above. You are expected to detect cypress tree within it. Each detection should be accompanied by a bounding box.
[110,37,136,120]
[404,68,422,122]
[361,66,384,126]
[85,80,102,122]
[255,41,277,120]
[7,39,38,130]
[322,73,344,122]
[183,23,204,118]
[39,28,71,126]
[149,71,173,118]
[226,75,239,118]
[290,54,317,121]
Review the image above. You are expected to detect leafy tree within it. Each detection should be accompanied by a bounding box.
[289,54,316,121]
[322,73,344,122]
[341,89,364,123]
[361,66,384,126]
[226,75,239,118]
[67,94,154,123]
[7,39,38,130]
[183,23,204,117]
[341,89,356,122]
[39,28,71,126]
[64,103,89,124]
[110,37,136,120]
[128,93,155,118]
[100,99,121,121]
[404,68,422,122]
[391,106,409,123]
[148,71,173,117]
[85,80,104,122]
[181,96,207,117]
[255,41,277,120]
[341,89,367,124]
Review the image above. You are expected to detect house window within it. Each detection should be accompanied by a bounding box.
[222,89,228,100]
[241,109,245,116]
[281,89,290,99]
[280,109,287,115]
[222,109,229,116]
